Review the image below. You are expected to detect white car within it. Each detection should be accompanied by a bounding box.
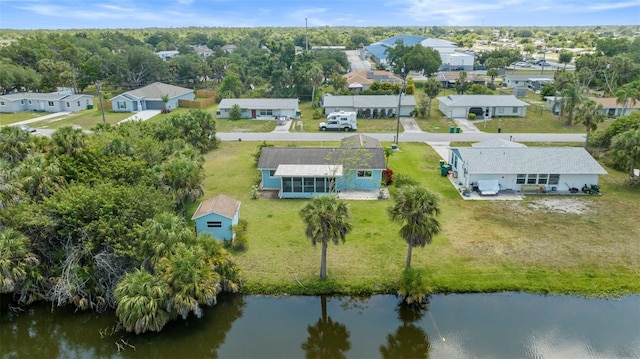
[19,125,36,133]
[515,62,532,67]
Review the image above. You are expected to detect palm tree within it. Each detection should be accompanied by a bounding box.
[388,185,441,269]
[610,128,640,185]
[615,81,640,116]
[0,159,20,211]
[0,228,40,296]
[486,68,499,87]
[114,269,171,334]
[159,243,220,319]
[575,100,606,149]
[16,153,65,201]
[560,83,584,126]
[299,196,353,280]
[0,126,33,165]
[51,126,87,155]
[423,78,440,117]
[155,154,204,213]
[138,212,194,268]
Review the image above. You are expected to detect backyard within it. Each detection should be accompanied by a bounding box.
[191,140,640,297]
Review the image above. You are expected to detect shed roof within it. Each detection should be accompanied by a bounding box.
[218,98,298,110]
[437,95,529,107]
[453,147,607,175]
[191,194,241,220]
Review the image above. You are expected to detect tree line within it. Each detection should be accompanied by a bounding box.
[0,109,244,334]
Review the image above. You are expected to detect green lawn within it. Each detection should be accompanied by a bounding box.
[192,141,640,297]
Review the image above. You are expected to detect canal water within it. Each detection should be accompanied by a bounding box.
[1,293,639,358]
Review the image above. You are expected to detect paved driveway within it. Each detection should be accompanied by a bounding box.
[345,50,371,71]
[118,110,161,123]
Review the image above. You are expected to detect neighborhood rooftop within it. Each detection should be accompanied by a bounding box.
[127,82,193,99]
[192,194,241,220]
[257,147,385,170]
[218,98,299,110]
[438,94,530,107]
[452,147,608,175]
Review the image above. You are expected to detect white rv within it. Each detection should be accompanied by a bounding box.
[318,111,357,131]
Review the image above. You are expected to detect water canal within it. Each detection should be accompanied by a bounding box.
[2,293,639,358]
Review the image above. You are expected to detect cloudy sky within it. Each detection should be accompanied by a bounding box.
[0,0,639,29]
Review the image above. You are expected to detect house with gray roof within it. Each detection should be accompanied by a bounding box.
[0,91,93,113]
[322,94,416,118]
[110,82,194,112]
[448,146,607,194]
[216,98,299,119]
[257,136,386,198]
[437,95,529,119]
[192,194,241,241]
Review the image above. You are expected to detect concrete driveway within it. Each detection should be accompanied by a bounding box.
[118,110,161,124]
[10,112,71,125]
[345,50,371,71]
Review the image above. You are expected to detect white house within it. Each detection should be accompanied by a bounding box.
[110,82,194,112]
[503,74,554,90]
[438,95,529,119]
[156,50,180,61]
[448,146,607,194]
[322,94,416,118]
[216,98,299,119]
[0,92,93,113]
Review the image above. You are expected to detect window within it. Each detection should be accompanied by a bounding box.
[269,169,276,177]
[66,102,70,107]
[292,177,303,192]
[548,174,560,185]
[527,174,537,184]
[0,101,4,106]
[77,101,81,106]
[28,100,32,104]
[48,101,54,107]
[283,177,292,192]
[513,107,518,114]
[118,102,126,109]
[20,100,24,104]
[538,174,548,184]
[357,170,372,178]
[498,107,504,113]
[303,178,315,192]
[206,221,222,228]
[315,177,327,193]
[259,109,273,116]
[516,174,526,184]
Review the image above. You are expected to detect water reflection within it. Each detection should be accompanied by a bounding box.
[301,295,351,359]
[380,299,431,359]
[2,293,639,358]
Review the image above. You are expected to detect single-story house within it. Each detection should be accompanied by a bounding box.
[432,71,486,89]
[343,70,403,93]
[503,74,554,90]
[110,82,194,112]
[216,98,299,119]
[156,50,180,61]
[544,97,640,118]
[438,95,529,119]
[191,45,213,59]
[191,194,241,241]
[448,146,607,193]
[0,91,93,113]
[257,135,386,198]
[322,94,416,118]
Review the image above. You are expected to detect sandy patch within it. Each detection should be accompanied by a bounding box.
[526,198,591,214]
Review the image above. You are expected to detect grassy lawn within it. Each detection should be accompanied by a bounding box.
[192,140,640,297]
[0,111,51,125]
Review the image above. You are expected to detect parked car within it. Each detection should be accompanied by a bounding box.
[19,125,36,133]
[515,62,532,67]
[539,62,553,67]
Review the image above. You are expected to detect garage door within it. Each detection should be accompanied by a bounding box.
[451,108,467,118]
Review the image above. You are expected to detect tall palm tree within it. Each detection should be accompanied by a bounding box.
[615,81,640,116]
[0,126,33,165]
[138,212,194,268]
[423,78,440,117]
[0,228,40,295]
[575,100,606,149]
[155,154,204,213]
[114,269,171,334]
[560,83,584,126]
[388,185,441,269]
[299,196,353,280]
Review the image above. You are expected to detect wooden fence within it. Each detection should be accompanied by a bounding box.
[179,96,216,109]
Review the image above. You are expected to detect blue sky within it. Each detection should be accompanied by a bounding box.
[0,0,639,29]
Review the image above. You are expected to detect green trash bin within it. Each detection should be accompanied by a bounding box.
[87,104,93,109]
[440,164,452,177]
[455,127,461,133]
[449,127,454,133]
[439,160,445,168]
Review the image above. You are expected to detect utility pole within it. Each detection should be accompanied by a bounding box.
[96,81,106,124]
[305,18,308,51]
[394,68,405,150]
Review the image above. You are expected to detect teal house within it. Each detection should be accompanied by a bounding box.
[257,135,386,199]
[191,194,241,240]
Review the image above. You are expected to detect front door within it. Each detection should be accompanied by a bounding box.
[252,109,256,118]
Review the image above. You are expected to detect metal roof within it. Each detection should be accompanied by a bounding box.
[275,164,343,177]
[218,98,298,110]
[437,95,529,107]
[453,147,608,175]
[323,95,416,108]
[191,194,240,220]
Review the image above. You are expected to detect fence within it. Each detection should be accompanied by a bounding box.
[178,96,216,109]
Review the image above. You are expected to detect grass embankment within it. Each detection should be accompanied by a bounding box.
[193,141,640,297]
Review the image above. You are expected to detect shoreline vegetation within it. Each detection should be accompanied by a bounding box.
[200,141,639,298]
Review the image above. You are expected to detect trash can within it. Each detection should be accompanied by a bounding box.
[455,127,461,133]
[449,126,454,133]
[440,164,452,177]
[439,160,445,168]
